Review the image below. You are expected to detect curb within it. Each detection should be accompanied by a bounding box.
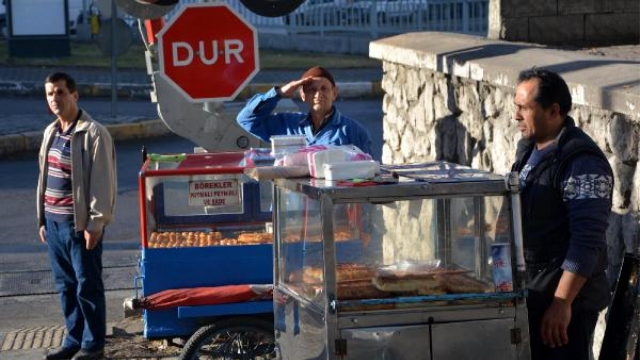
[0,119,172,158]
[0,80,383,158]
[0,81,383,100]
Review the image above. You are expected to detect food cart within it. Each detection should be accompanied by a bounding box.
[272,161,531,360]
[138,151,276,359]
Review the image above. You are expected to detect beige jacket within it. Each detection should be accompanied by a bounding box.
[37,110,117,232]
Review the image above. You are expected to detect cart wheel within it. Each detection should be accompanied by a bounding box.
[179,317,275,360]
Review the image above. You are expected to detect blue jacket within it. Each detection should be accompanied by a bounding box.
[237,87,373,155]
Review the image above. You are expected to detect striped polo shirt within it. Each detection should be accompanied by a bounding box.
[44,111,81,223]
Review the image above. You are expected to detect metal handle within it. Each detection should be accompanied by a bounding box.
[510,193,526,274]
[506,172,527,279]
[133,275,143,299]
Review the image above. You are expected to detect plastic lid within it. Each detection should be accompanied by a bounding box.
[270,135,307,146]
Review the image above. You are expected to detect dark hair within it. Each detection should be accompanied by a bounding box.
[300,66,335,87]
[517,68,572,116]
[45,72,77,94]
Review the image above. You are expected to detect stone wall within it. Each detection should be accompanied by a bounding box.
[488,0,640,46]
[371,30,640,358]
[380,61,640,287]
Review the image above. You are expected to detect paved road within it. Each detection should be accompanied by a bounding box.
[0,67,383,87]
[0,135,199,287]
[0,97,383,290]
[0,96,158,135]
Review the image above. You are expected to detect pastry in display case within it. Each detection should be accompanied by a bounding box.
[147,230,273,248]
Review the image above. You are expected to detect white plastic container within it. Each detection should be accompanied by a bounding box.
[271,135,307,166]
[270,135,307,155]
[323,160,380,181]
[307,149,347,178]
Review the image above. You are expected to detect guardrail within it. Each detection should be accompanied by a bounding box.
[167,0,488,37]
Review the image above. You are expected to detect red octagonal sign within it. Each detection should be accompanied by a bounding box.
[158,3,259,102]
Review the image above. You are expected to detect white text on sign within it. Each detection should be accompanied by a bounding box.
[172,40,244,67]
[188,179,240,207]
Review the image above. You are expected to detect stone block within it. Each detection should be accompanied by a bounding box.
[409,103,427,133]
[383,120,401,151]
[400,129,416,161]
[572,106,610,153]
[607,114,639,164]
[382,143,393,165]
[529,15,585,45]
[595,0,626,12]
[417,81,435,131]
[456,81,484,140]
[558,0,598,14]
[585,13,640,45]
[405,68,421,102]
[487,0,502,39]
[626,0,640,11]
[385,102,399,125]
[501,0,557,17]
[490,114,520,173]
[381,63,398,95]
[611,161,636,213]
[632,160,640,215]
[498,16,530,44]
[414,131,431,159]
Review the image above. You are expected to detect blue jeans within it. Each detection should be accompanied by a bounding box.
[45,219,105,351]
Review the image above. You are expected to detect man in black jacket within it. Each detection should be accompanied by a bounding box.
[511,69,613,360]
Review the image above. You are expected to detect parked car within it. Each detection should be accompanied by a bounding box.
[0,0,85,37]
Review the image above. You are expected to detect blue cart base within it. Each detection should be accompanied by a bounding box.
[141,245,273,339]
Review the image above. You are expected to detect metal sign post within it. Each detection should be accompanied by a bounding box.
[111,0,117,118]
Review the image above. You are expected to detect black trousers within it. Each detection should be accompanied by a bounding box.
[528,307,598,360]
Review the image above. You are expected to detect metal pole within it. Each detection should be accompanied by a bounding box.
[81,0,88,41]
[369,0,377,38]
[320,8,325,37]
[462,0,470,34]
[110,0,117,118]
[416,0,423,31]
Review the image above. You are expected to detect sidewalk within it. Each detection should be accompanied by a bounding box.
[0,291,180,360]
[0,66,383,158]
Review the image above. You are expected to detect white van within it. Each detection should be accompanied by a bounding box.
[0,0,85,37]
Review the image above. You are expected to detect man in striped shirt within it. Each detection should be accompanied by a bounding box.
[37,73,116,360]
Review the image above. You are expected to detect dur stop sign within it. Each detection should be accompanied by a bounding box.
[158,3,259,102]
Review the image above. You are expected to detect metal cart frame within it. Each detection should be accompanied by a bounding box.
[272,164,530,360]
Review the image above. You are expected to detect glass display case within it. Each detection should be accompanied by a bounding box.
[273,162,530,360]
[138,152,274,338]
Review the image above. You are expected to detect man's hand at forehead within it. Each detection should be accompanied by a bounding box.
[278,77,314,98]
